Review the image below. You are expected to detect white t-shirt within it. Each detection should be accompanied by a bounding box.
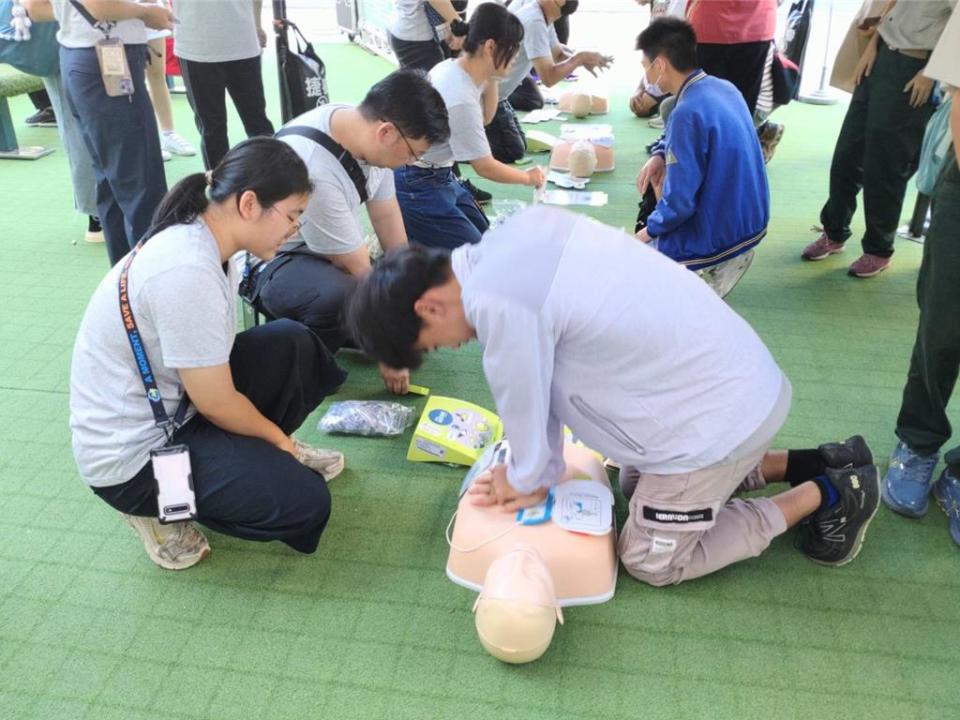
[499,0,558,100]
[278,104,395,256]
[925,7,960,87]
[70,221,239,487]
[52,0,147,48]
[417,59,490,168]
[389,0,435,42]
[451,206,787,494]
[172,0,261,63]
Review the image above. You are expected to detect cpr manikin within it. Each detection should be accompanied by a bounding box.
[473,544,563,664]
[558,91,609,117]
[549,124,615,175]
[447,440,618,663]
[567,140,598,178]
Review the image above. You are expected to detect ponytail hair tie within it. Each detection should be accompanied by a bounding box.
[450,19,469,37]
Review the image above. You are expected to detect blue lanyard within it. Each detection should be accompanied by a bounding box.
[118,243,190,440]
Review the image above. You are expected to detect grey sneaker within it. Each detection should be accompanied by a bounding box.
[798,465,880,566]
[123,513,210,570]
[293,438,345,480]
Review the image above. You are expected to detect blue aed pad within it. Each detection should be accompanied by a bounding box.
[516,488,555,525]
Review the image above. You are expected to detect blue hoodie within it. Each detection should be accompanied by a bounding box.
[646,71,770,270]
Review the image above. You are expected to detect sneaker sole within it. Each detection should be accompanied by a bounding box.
[125,516,211,570]
[809,472,881,567]
[801,248,844,261]
[321,455,345,481]
[848,263,890,278]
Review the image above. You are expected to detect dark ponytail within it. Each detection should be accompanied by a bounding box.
[461,2,524,70]
[144,137,313,242]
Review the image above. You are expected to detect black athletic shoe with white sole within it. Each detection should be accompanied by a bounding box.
[819,435,873,470]
[798,464,880,566]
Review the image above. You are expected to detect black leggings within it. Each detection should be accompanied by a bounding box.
[93,320,347,554]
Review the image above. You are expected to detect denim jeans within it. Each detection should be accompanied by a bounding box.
[394,165,489,250]
[59,45,167,265]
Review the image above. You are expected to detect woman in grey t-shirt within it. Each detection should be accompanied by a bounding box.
[394,2,545,251]
[70,138,348,570]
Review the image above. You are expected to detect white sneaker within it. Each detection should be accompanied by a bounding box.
[123,513,210,570]
[293,438,345,480]
[648,115,665,129]
[161,130,197,157]
[161,148,172,162]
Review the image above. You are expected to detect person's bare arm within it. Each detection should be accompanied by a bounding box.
[481,80,499,126]
[531,51,612,87]
[427,0,461,24]
[178,364,295,455]
[366,197,408,252]
[21,0,55,22]
[82,0,172,28]
[470,155,545,187]
[327,247,372,277]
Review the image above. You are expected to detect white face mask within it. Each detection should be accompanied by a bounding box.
[645,59,665,97]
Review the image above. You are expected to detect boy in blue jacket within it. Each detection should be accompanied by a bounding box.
[635,18,769,297]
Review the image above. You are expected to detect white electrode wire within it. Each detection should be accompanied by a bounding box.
[445,510,520,553]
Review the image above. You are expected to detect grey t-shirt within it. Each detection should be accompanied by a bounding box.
[52,0,147,48]
[417,60,490,168]
[389,0,434,42]
[173,0,261,63]
[278,104,395,256]
[70,221,238,487]
[499,0,558,99]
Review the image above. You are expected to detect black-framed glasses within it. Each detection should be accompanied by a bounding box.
[391,122,424,163]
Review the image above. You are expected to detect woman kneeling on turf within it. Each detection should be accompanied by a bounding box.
[69,138,347,570]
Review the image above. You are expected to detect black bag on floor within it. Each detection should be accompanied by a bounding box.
[280,20,329,120]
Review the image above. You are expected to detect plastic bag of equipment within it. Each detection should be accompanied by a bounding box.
[318,401,415,437]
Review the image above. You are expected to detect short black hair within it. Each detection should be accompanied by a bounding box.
[358,69,451,145]
[462,2,524,70]
[345,245,454,370]
[636,17,698,72]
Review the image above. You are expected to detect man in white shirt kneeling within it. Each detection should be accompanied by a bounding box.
[345,206,881,586]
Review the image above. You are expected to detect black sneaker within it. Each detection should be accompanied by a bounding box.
[25,107,56,127]
[463,179,492,205]
[798,465,880,566]
[819,435,873,470]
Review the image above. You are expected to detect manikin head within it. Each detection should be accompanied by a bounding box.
[352,70,451,169]
[345,245,474,370]
[568,140,598,178]
[473,544,564,664]
[635,17,698,97]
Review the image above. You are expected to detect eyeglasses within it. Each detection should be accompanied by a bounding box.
[269,206,304,234]
[392,122,424,164]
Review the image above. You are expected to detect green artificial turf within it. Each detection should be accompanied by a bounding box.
[1,43,958,720]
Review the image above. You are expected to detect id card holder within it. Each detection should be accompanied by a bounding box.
[95,37,134,97]
[151,444,197,524]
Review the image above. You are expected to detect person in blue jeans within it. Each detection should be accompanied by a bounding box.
[395,2,544,250]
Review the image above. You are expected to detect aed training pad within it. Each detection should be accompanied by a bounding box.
[407,396,504,466]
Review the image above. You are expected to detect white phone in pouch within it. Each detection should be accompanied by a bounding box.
[151,444,197,524]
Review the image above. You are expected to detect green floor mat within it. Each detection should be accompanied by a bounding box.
[1,43,958,720]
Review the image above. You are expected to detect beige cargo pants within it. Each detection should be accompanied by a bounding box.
[617,445,787,586]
